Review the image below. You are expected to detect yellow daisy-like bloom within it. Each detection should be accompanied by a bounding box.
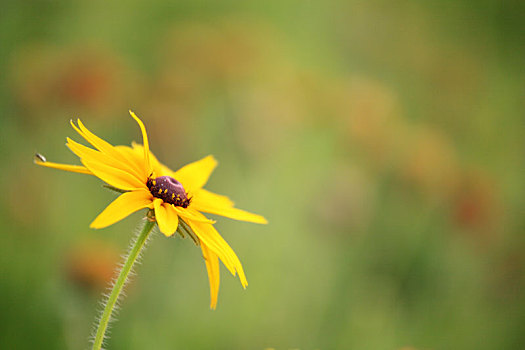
[36,111,267,308]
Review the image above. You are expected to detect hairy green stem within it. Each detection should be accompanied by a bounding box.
[92,217,155,350]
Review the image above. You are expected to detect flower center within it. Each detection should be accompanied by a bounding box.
[146,176,190,208]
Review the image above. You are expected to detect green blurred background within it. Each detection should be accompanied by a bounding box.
[1,1,524,349]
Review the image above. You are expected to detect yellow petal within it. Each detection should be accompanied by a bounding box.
[34,159,92,175]
[71,119,146,182]
[129,111,152,178]
[153,198,179,236]
[173,207,215,224]
[173,155,218,193]
[186,214,247,288]
[127,142,194,183]
[197,205,267,224]
[194,189,234,207]
[201,243,220,309]
[125,143,164,177]
[114,147,147,181]
[90,189,152,229]
[191,190,268,224]
[67,138,144,183]
[72,119,120,158]
[82,158,145,191]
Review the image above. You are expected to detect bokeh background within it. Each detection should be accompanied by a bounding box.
[1,1,524,349]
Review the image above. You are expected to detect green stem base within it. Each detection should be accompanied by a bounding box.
[92,216,156,350]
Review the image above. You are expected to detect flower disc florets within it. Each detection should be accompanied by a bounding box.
[147,176,191,208]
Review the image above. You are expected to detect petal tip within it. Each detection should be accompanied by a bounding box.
[89,218,106,229]
[207,154,218,165]
[160,230,176,237]
[129,110,139,120]
[250,214,268,224]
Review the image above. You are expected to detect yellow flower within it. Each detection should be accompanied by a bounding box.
[35,111,267,308]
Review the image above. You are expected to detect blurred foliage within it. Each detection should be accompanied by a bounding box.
[1,1,524,349]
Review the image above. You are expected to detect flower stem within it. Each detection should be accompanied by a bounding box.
[92,217,156,350]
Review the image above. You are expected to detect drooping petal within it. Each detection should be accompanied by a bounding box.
[201,243,220,309]
[173,155,217,193]
[191,189,268,224]
[129,111,152,178]
[34,159,92,175]
[153,198,179,236]
[186,214,248,288]
[90,189,153,229]
[82,158,145,190]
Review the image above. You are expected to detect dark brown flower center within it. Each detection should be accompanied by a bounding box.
[146,176,190,208]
